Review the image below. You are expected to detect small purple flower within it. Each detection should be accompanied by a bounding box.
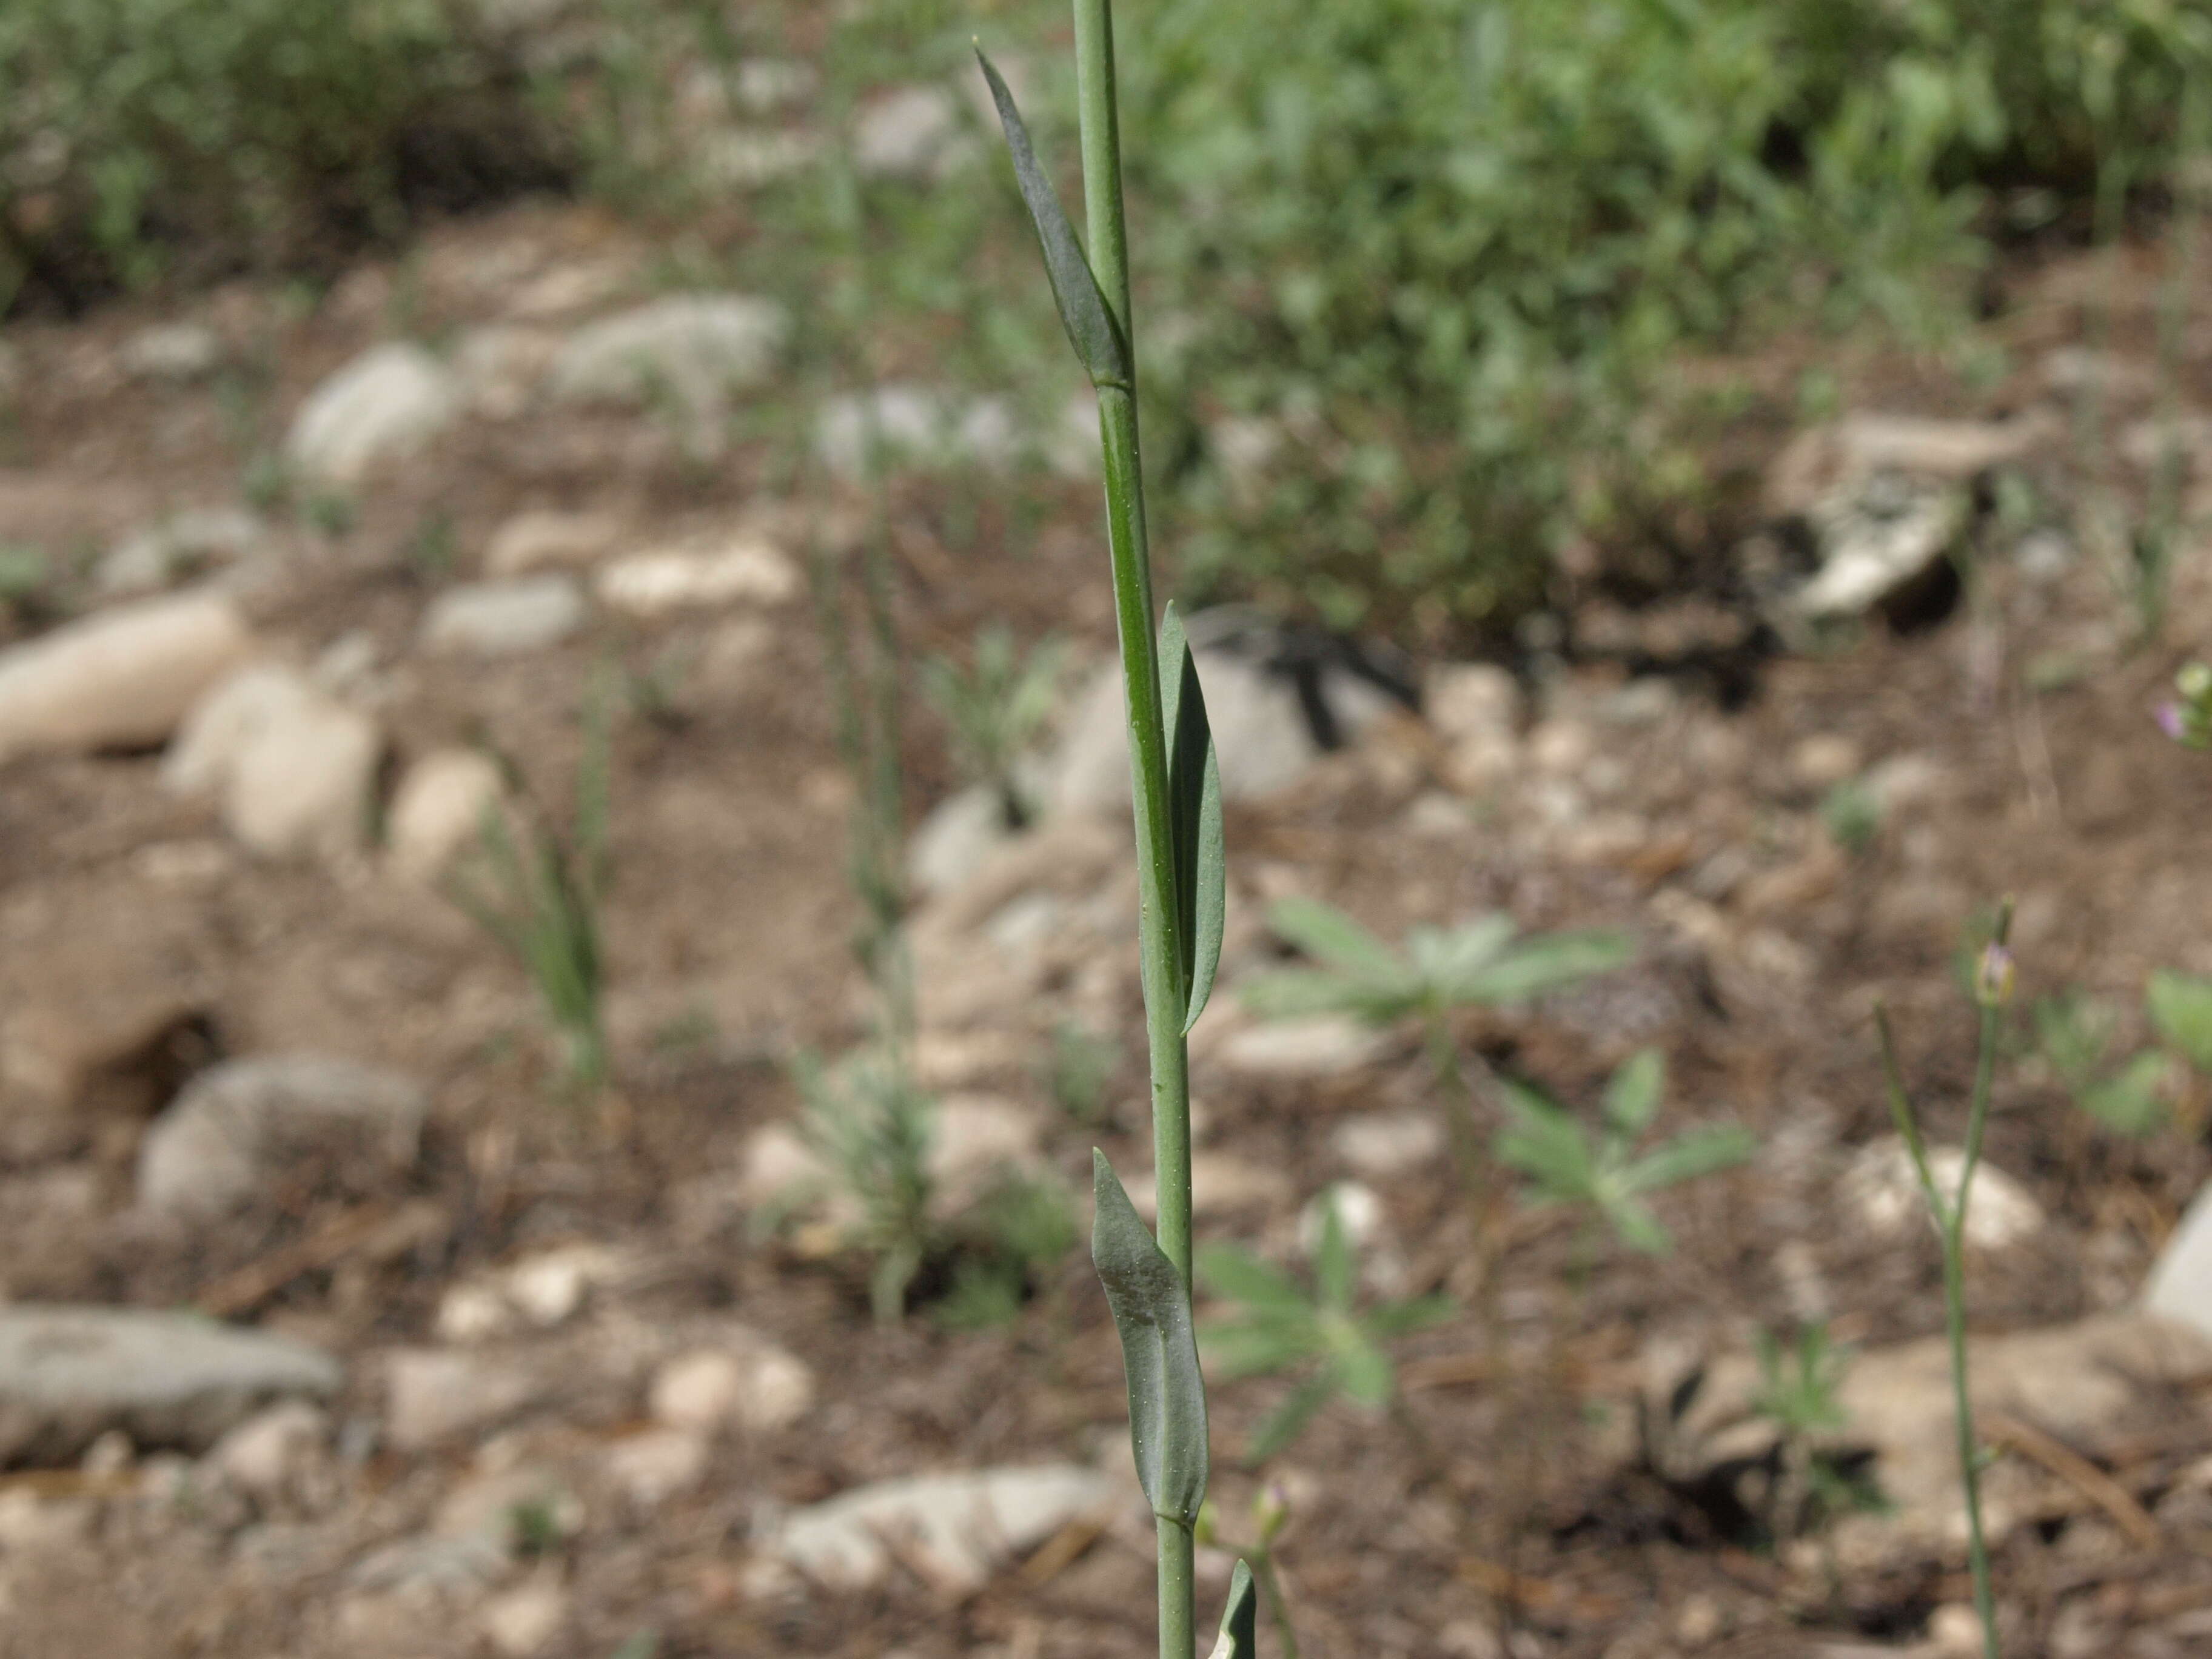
[2158,701,2188,742]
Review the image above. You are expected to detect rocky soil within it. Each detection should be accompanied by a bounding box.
[3,106,2212,1659]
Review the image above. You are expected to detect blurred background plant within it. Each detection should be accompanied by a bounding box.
[920,622,1065,828]
[9,0,2211,642]
[1196,1187,1455,1465]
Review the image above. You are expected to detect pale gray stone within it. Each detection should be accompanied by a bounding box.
[548,294,786,418]
[135,1054,427,1225]
[97,508,265,598]
[286,343,461,488]
[420,576,586,657]
[776,1464,1118,1591]
[121,323,223,383]
[0,1306,341,1464]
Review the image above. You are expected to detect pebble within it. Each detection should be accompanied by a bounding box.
[420,576,586,657]
[386,748,504,881]
[601,1427,709,1507]
[137,1053,426,1224]
[774,1464,1116,1592]
[548,293,787,419]
[1215,1015,1389,1079]
[480,1573,569,1657]
[164,664,380,861]
[1839,1138,2045,1252]
[0,1306,341,1464]
[207,1400,331,1501]
[383,1349,545,1452]
[648,1335,815,1436]
[96,508,266,598]
[286,343,462,488]
[483,509,624,577]
[594,537,799,616]
[0,591,252,763]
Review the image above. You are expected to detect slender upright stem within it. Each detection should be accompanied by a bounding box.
[1071,8,1201,1658]
[1946,999,2003,1659]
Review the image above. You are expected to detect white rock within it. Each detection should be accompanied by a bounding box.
[1428,662,1522,791]
[483,509,624,577]
[814,384,1018,480]
[649,1337,814,1436]
[1840,1138,2045,1252]
[420,576,586,656]
[383,1350,544,1452]
[2145,1181,2212,1339]
[907,782,1021,898]
[1794,478,1968,620]
[1329,1111,1446,1179]
[286,343,461,488]
[207,1400,330,1500]
[594,537,799,617]
[507,1243,625,1327]
[775,1464,1116,1592]
[601,1427,709,1507]
[166,663,380,860]
[386,748,504,881]
[433,1244,629,1342]
[121,322,223,383]
[698,128,823,189]
[854,85,971,179]
[136,1054,428,1224]
[1216,1016,1389,1080]
[97,508,265,598]
[1050,643,1338,817]
[0,591,252,763]
[480,1575,569,1658]
[1298,1181,1382,1255]
[548,294,786,418]
[0,1306,340,1463]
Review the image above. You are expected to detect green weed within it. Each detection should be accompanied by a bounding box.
[446,685,614,1092]
[1496,1047,1755,1259]
[1198,1188,1454,1465]
[920,622,1065,828]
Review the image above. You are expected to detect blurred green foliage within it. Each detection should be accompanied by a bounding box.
[0,0,551,310]
[8,0,2210,632]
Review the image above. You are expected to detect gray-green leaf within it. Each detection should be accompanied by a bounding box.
[975,51,1131,390]
[2149,970,2212,1074]
[1160,604,1225,1034]
[1603,1047,1664,1135]
[1091,1150,1210,1525]
[1208,1560,1258,1659]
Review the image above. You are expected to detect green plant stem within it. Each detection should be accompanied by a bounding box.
[1073,8,1200,1658]
[1253,1546,1300,1659]
[1946,999,2002,1659]
[1158,1518,1195,1659]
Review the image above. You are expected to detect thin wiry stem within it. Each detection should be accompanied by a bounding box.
[1070,6,1199,1658]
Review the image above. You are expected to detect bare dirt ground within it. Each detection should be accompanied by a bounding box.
[2,198,2212,1659]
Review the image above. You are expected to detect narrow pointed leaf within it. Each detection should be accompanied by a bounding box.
[1196,1245,1309,1312]
[1313,1193,1355,1312]
[975,51,1130,390]
[1160,604,1225,1034]
[1091,1150,1209,1524]
[1335,1337,1393,1409]
[1266,896,1403,981]
[1454,930,1635,1005]
[1207,1561,1258,1659]
[1620,1124,1757,1194]
[1603,1048,1665,1136]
